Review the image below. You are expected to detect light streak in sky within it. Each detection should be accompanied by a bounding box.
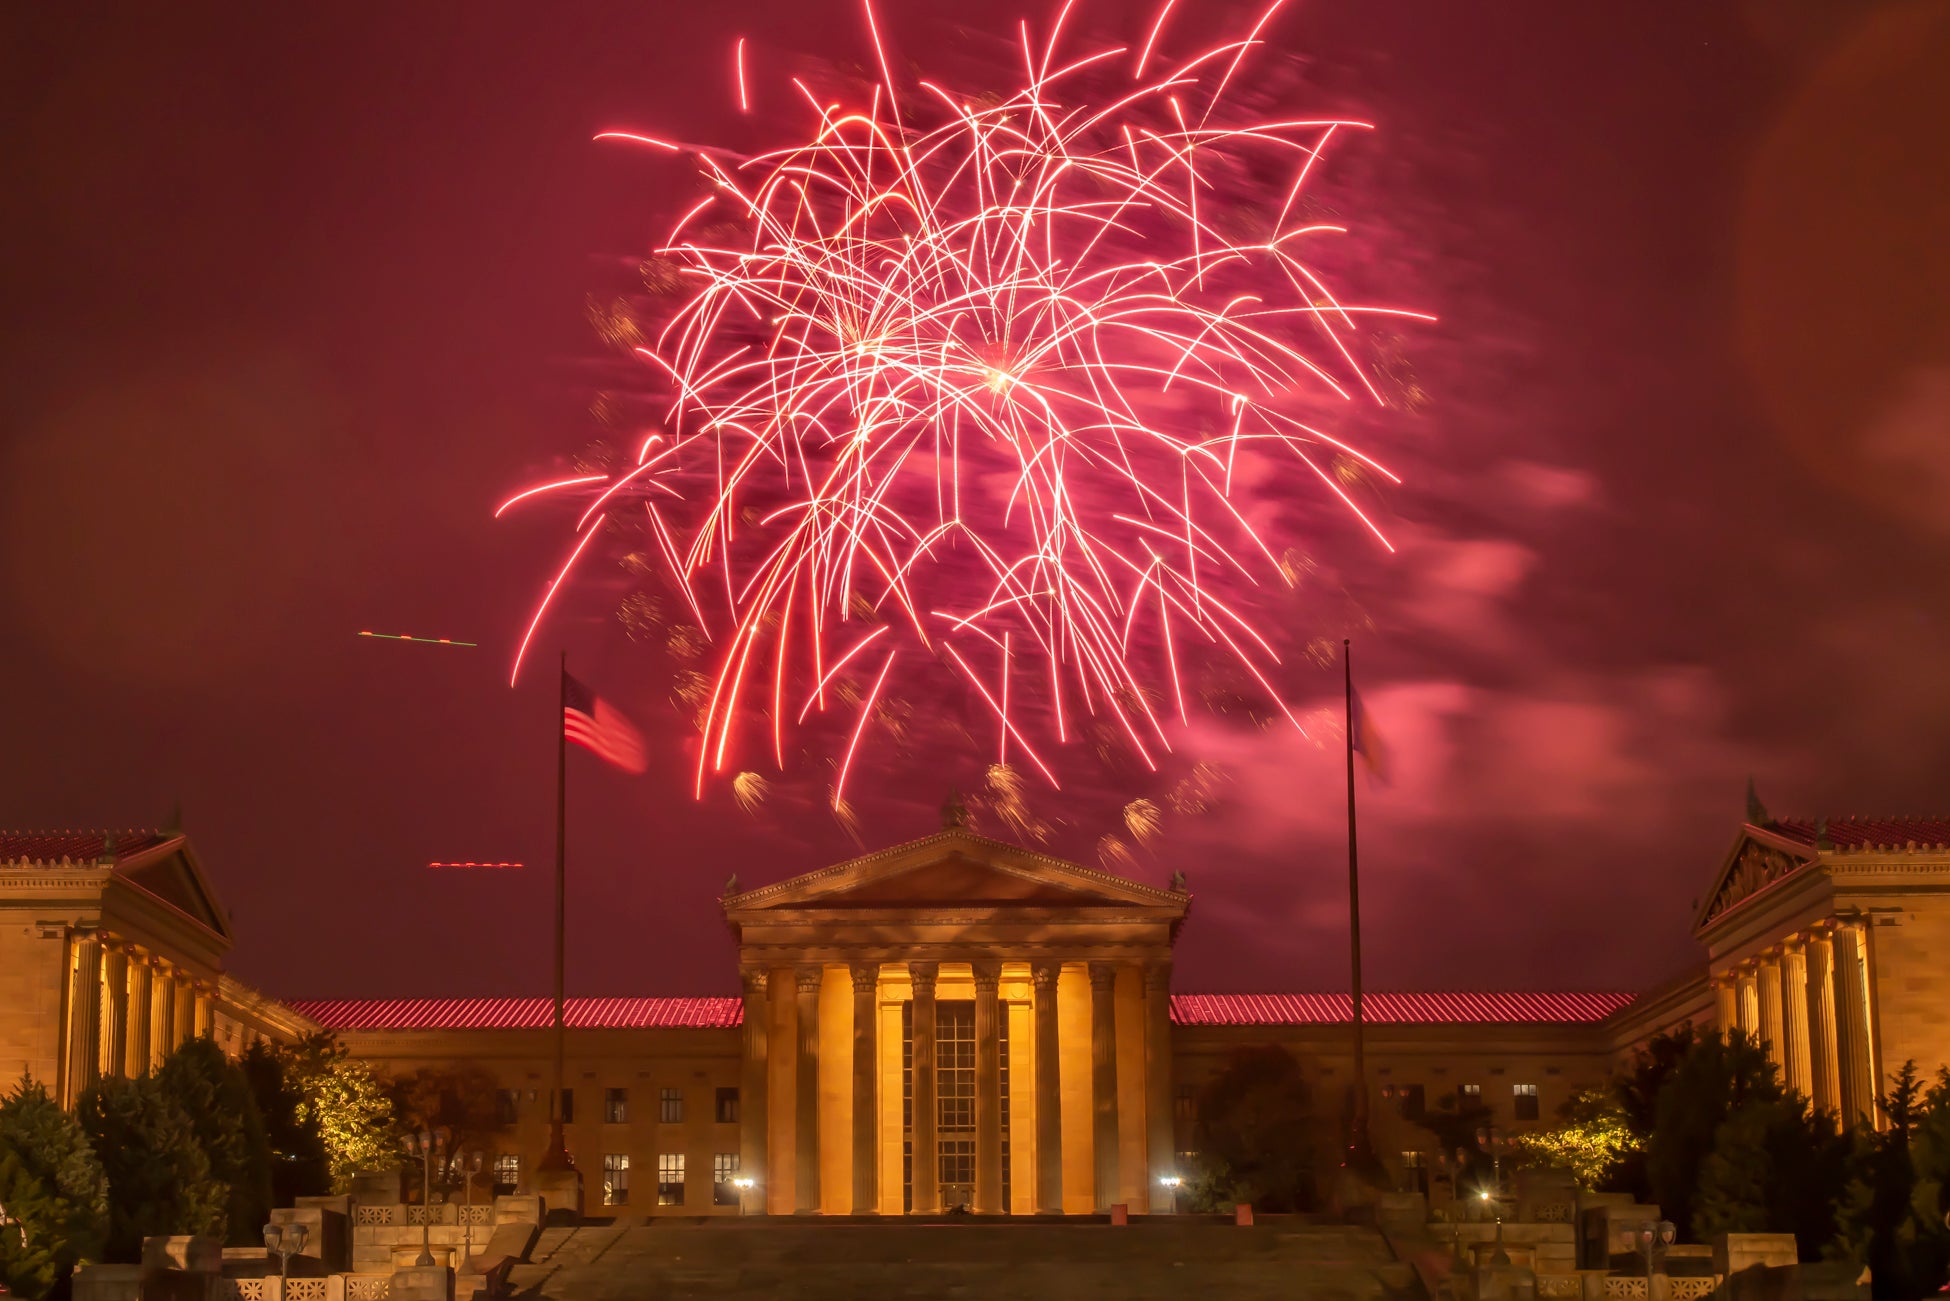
[359,631,479,647]
[504,0,1428,804]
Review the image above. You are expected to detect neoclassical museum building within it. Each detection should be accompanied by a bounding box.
[4,802,1948,1216]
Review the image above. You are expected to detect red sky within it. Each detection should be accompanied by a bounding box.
[3,0,1945,1001]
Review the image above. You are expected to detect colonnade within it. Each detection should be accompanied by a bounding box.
[1714,917,1878,1126]
[64,928,215,1104]
[739,956,1175,1215]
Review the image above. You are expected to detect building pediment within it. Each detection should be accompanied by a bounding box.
[114,839,233,944]
[723,830,1189,918]
[1692,824,1820,936]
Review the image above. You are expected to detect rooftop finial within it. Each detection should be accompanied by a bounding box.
[942,789,969,831]
[1816,818,1833,851]
[1745,777,1771,827]
[98,831,117,864]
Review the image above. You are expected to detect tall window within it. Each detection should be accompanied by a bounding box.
[601,1154,629,1206]
[491,1153,520,1196]
[1459,1083,1482,1105]
[605,1088,628,1124]
[559,1088,575,1124]
[657,1153,685,1206]
[660,1087,684,1124]
[1513,1083,1539,1121]
[496,1090,519,1126]
[713,1152,740,1206]
[715,1087,740,1125]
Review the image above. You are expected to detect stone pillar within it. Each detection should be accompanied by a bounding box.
[1833,923,1877,1127]
[972,962,1003,1215]
[151,964,175,1067]
[127,954,153,1077]
[100,946,129,1078]
[909,961,940,1214]
[1142,962,1175,1203]
[1736,967,1760,1040]
[1088,962,1120,1211]
[65,932,103,1105]
[1031,962,1063,1215]
[850,962,880,1215]
[1757,957,1786,1074]
[1713,974,1738,1032]
[1806,932,1841,1118]
[1781,942,1813,1099]
[195,985,215,1039]
[738,965,770,1201]
[794,965,822,1213]
[173,977,195,1049]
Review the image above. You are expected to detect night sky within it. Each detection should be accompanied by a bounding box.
[5,1,1946,1003]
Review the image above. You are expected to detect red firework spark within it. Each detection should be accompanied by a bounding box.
[506,0,1431,805]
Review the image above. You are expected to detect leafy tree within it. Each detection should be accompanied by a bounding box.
[240,1042,330,1207]
[1416,1091,1498,1201]
[0,1079,108,1301]
[156,1039,274,1246]
[76,1075,224,1261]
[390,1065,502,1192]
[1517,1087,1638,1189]
[1647,1029,1783,1242]
[282,1036,396,1192]
[1184,1046,1316,1212]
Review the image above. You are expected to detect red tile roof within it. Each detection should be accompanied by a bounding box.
[1170,992,1634,1026]
[0,829,174,865]
[289,997,744,1031]
[1770,817,1950,852]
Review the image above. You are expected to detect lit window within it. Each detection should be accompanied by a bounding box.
[713,1152,740,1206]
[1401,1151,1426,1169]
[601,1154,629,1206]
[1514,1083,1539,1121]
[658,1153,685,1206]
[1459,1083,1482,1104]
[605,1088,628,1124]
[660,1087,684,1124]
[715,1087,740,1125]
[491,1153,520,1195]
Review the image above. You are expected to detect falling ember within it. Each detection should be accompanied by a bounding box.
[503,0,1428,804]
[731,770,771,815]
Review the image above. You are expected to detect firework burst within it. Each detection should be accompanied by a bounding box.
[505,0,1428,805]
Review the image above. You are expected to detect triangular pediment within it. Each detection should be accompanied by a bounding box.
[116,837,234,942]
[1693,824,1820,935]
[725,830,1187,915]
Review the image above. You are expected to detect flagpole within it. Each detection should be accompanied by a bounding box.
[542,649,569,1171]
[1344,638,1375,1172]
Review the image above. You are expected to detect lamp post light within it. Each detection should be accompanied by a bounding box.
[731,1176,756,1217]
[457,1151,484,1266]
[1158,1175,1183,1215]
[1634,1221,1677,1300]
[262,1223,308,1283]
[1476,1127,1508,1265]
[404,1127,451,1267]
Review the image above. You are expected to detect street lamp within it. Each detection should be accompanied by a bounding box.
[403,1127,451,1267]
[456,1151,484,1266]
[1158,1174,1183,1215]
[731,1176,756,1217]
[1476,1127,1509,1265]
[263,1223,308,1282]
[1634,1221,1677,1299]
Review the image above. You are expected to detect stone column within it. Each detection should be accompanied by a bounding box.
[127,953,153,1077]
[1757,957,1785,1074]
[1142,962,1175,1205]
[1736,967,1760,1040]
[909,961,940,1214]
[1713,974,1738,1033]
[195,985,215,1039]
[972,962,1003,1215]
[1833,923,1877,1127]
[850,962,880,1214]
[1088,962,1120,1211]
[1806,932,1841,1118]
[794,965,823,1213]
[151,964,175,1067]
[738,965,770,1200]
[1780,942,1813,1099]
[65,931,103,1105]
[1031,962,1062,1214]
[100,945,129,1078]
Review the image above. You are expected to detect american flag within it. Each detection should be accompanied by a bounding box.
[563,672,647,774]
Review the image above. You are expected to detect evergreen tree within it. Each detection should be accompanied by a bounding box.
[1647,1029,1782,1241]
[240,1043,330,1207]
[0,1079,109,1301]
[76,1075,225,1261]
[156,1039,274,1246]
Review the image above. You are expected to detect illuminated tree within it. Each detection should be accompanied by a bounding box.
[281,1036,397,1193]
[239,1042,330,1207]
[0,1078,108,1301]
[1515,1087,1637,1189]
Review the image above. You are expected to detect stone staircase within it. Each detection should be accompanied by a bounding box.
[506,1218,1416,1301]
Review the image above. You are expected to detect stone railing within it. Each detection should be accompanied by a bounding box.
[216,1279,391,1301]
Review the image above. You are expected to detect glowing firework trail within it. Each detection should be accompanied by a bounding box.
[505,0,1430,804]
[359,631,479,648]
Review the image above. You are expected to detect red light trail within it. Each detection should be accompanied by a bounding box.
[504,0,1429,806]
